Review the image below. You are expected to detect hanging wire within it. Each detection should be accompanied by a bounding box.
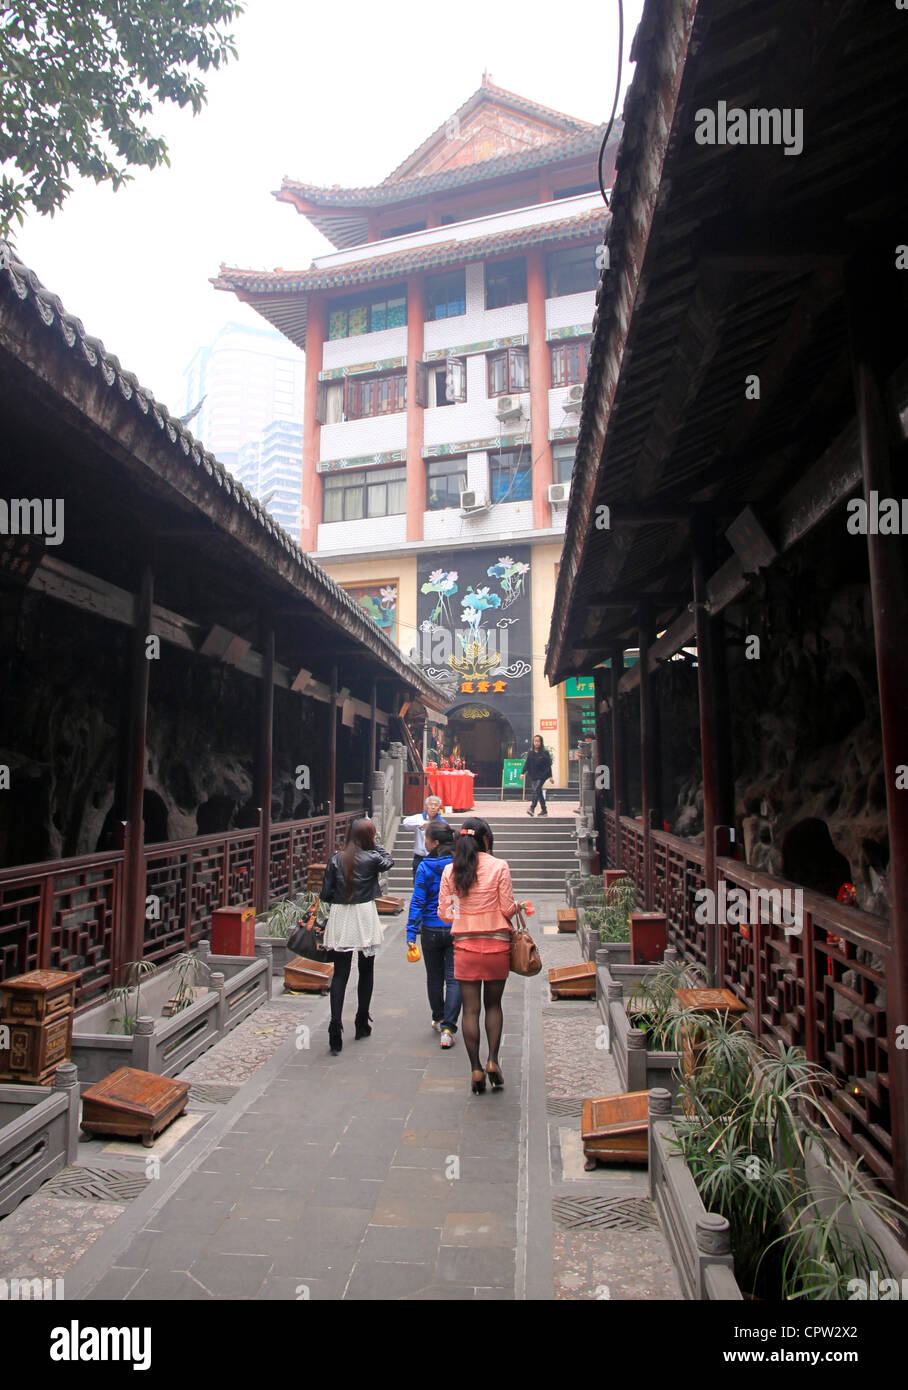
[598,0,625,209]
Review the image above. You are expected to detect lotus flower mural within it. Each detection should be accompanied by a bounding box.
[420,569,459,626]
[487,555,530,606]
[461,586,502,635]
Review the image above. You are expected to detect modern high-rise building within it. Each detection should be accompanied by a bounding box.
[179,321,305,471]
[216,80,619,784]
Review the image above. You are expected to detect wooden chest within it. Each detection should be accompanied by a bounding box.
[581,1091,650,1168]
[80,1067,189,1147]
[557,909,578,933]
[306,863,327,894]
[549,961,596,999]
[630,911,668,965]
[211,905,256,956]
[0,970,77,1085]
[284,956,334,994]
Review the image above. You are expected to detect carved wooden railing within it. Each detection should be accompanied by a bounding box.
[601,807,894,1192]
[0,811,363,1010]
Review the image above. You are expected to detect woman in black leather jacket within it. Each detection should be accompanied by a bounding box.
[320,817,393,1055]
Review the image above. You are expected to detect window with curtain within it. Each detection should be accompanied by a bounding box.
[552,442,577,483]
[490,448,532,503]
[323,466,407,522]
[426,270,467,320]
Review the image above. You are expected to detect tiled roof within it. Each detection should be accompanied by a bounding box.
[0,240,447,705]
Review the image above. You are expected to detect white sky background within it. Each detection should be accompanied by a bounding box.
[14,0,645,416]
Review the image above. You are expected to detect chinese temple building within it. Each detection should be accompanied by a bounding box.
[214,78,620,787]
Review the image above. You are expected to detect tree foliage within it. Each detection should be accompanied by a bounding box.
[0,1,243,234]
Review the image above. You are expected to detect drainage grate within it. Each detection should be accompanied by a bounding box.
[44,1164,152,1203]
[547,1097,586,1117]
[187,1082,241,1107]
[551,1195,660,1232]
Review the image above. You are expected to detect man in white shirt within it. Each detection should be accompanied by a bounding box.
[402,795,448,881]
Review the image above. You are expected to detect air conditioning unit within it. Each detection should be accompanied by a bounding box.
[495,395,523,421]
[563,383,585,412]
[548,483,569,506]
[460,490,490,513]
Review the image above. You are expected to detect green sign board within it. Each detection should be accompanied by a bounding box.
[565,676,595,698]
[502,758,525,789]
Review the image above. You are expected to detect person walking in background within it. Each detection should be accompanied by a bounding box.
[320,817,393,1055]
[402,794,448,880]
[406,823,461,1048]
[437,816,520,1094]
[522,734,553,816]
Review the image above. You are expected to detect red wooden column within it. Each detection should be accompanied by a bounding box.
[254,624,274,914]
[123,565,153,967]
[610,647,624,867]
[527,247,553,531]
[301,296,326,551]
[637,609,655,908]
[847,264,908,1204]
[405,273,426,541]
[328,667,338,852]
[692,522,720,985]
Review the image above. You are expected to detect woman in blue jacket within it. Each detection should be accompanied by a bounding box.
[406,823,461,1048]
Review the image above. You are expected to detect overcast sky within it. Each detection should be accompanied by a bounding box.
[14,0,644,415]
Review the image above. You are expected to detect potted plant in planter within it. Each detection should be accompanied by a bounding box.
[665,1017,908,1298]
[106,960,158,1035]
[257,892,323,972]
[163,952,211,1016]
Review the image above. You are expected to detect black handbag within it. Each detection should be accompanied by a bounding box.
[287,903,326,959]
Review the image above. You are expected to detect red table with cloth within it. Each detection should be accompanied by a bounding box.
[427,769,475,811]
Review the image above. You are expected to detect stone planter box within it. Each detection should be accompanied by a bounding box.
[0,1063,80,1217]
[596,954,683,1101]
[648,1089,743,1300]
[71,946,271,1090]
[255,929,294,974]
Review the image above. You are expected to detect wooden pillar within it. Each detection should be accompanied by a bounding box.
[405,272,426,541]
[692,522,720,984]
[254,624,274,914]
[610,648,624,866]
[527,247,554,531]
[638,608,655,908]
[328,666,338,852]
[847,262,908,1204]
[367,681,377,817]
[123,565,153,968]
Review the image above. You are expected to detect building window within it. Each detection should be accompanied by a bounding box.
[490,448,532,503]
[550,338,591,387]
[327,287,407,339]
[344,371,407,420]
[484,257,526,309]
[323,466,406,522]
[552,442,577,484]
[553,181,599,200]
[380,222,426,239]
[487,347,529,397]
[426,356,465,406]
[426,270,466,320]
[426,457,469,511]
[546,246,598,297]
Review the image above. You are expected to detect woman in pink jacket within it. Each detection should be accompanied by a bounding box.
[437,816,521,1094]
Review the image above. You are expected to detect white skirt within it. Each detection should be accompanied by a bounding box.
[323,901,384,955]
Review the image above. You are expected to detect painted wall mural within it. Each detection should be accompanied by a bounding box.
[416,545,533,749]
[342,581,398,640]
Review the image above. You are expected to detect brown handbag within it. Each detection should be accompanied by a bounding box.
[509,907,542,977]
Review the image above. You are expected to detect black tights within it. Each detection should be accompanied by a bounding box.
[458,978,506,1073]
[327,950,374,1025]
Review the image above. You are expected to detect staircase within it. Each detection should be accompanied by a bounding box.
[385,814,577,897]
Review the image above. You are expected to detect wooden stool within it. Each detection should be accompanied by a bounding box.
[284,956,334,995]
[557,909,578,933]
[581,1091,650,1168]
[549,960,596,999]
[80,1067,189,1148]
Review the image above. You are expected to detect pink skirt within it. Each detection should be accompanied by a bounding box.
[453,936,510,982]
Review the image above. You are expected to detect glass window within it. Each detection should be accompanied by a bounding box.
[426,457,468,511]
[546,245,598,296]
[550,338,591,387]
[323,466,406,522]
[487,347,529,397]
[552,443,576,483]
[490,448,532,503]
[325,288,408,339]
[426,270,467,320]
[345,371,407,420]
[485,258,526,309]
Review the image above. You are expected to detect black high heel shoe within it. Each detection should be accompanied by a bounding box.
[354,1012,372,1040]
[486,1062,505,1090]
[328,1021,343,1055]
[471,1070,487,1094]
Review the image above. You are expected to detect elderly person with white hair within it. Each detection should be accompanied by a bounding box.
[402,795,448,881]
